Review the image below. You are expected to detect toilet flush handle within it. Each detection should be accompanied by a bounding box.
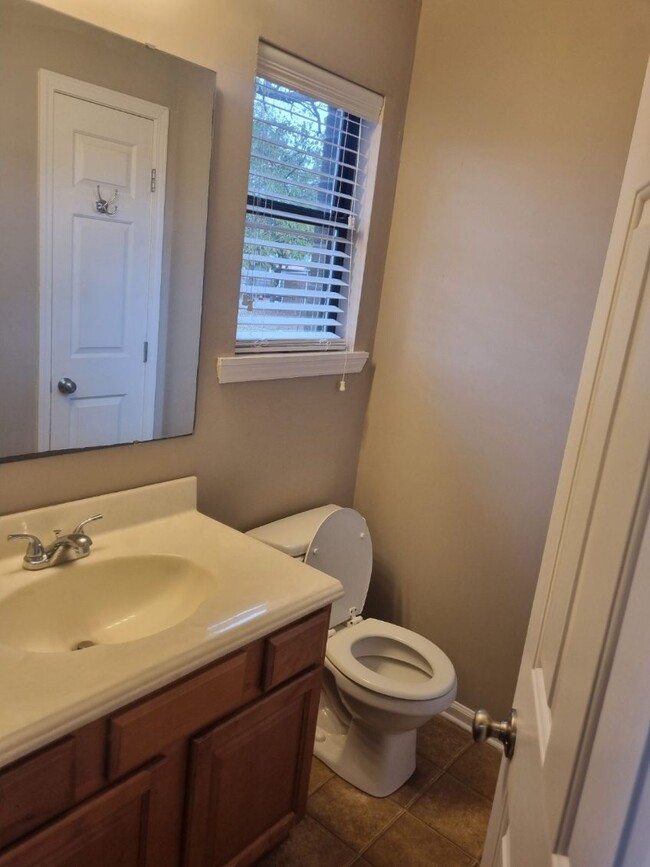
[472,708,517,759]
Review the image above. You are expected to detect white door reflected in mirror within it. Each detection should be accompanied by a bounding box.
[43,75,168,451]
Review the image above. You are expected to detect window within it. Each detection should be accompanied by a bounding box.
[235,45,383,355]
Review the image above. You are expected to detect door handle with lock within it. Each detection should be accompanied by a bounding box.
[57,377,77,395]
[473,708,517,758]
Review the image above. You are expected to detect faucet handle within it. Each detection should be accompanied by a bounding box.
[72,514,103,535]
[7,533,47,564]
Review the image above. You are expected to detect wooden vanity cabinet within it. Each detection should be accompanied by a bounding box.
[0,607,329,867]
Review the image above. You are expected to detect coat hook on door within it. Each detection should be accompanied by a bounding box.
[95,185,118,216]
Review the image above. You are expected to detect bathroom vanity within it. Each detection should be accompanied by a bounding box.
[0,479,342,866]
[0,608,329,866]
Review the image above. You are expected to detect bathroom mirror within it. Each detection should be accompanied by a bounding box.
[0,0,216,461]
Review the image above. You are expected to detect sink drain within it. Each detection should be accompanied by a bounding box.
[73,639,96,651]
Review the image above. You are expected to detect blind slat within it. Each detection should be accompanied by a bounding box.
[246,202,348,231]
[241,285,346,301]
[250,149,365,189]
[241,301,343,313]
[242,268,348,287]
[249,167,360,206]
[248,185,356,220]
[251,125,365,174]
[252,119,364,163]
[236,335,346,346]
[238,313,341,327]
[244,219,350,245]
[243,253,350,273]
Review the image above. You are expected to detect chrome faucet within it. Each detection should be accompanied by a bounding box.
[7,515,103,570]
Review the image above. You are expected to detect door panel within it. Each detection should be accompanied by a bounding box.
[68,395,126,448]
[74,132,135,190]
[72,217,131,351]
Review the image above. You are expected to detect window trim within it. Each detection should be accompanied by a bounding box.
[257,44,383,124]
[216,350,369,384]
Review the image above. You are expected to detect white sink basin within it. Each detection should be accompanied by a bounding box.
[0,554,215,653]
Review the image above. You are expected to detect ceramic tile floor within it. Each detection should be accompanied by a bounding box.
[258,716,501,867]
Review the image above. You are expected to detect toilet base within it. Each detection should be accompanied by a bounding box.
[314,716,417,798]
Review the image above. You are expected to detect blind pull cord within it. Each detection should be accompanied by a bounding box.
[338,350,349,393]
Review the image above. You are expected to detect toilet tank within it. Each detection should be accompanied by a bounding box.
[246,505,340,558]
[247,506,373,628]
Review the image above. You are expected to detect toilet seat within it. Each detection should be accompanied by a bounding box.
[326,618,456,701]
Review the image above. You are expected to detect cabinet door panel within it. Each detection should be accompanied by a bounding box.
[0,719,106,850]
[184,669,321,867]
[0,738,75,849]
[0,765,157,867]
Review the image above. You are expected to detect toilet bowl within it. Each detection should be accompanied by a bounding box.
[247,506,457,797]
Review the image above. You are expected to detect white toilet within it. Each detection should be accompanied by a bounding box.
[247,505,457,797]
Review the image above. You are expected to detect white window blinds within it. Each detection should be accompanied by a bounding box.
[236,45,383,352]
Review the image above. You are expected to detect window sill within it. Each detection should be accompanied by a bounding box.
[216,351,369,383]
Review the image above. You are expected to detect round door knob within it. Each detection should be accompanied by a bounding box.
[57,377,77,395]
[473,708,517,759]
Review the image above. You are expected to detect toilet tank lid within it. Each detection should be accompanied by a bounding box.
[246,505,341,557]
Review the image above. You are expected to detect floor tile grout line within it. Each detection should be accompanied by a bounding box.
[307,790,410,860]
[401,763,447,810]
[405,799,488,858]
[437,766,495,807]
[356,803,408,858]
[444,764,499,802]
[305,784,488,866]
[307,763,452,859]
[300,813,360,867]
[306,766,482,854]
[303,726,491,865]
[409,817,485,861]
[401,806,480,863]
[308,774,334,798]
[393,763,447,812]
[401,764,492,860]
[354,762,483,863]
[416,742,473,773]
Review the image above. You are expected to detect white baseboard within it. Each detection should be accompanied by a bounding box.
[441,700,474,732]
[441,701,503,752]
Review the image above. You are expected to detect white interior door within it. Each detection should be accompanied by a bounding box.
[43,77,167,451]
[482,57,650,867]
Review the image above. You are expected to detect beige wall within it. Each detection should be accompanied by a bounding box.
[0,1,420,527]
[355,0,650,717]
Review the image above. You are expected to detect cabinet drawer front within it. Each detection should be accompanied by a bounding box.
[263,608,329,690]
[0,739,75,849]
[108,647,259,779]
